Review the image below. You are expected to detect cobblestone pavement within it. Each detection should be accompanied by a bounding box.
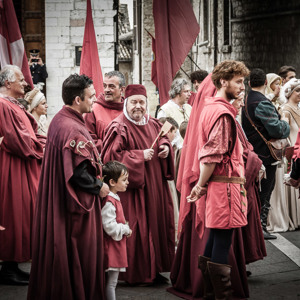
[1,230,300,299]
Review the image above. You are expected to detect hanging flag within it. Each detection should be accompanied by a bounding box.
[145,30,158,87]
[153,0,200,105]
[0,0,33,88]
[80,0,104,97]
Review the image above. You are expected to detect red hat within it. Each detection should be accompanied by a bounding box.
[125,84,147,99]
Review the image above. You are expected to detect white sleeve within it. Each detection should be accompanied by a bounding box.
[157,109,167,119]
[101,202,131,241]
[265,93,275,101]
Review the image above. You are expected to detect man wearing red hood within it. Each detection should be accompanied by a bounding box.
[84,71,125,151]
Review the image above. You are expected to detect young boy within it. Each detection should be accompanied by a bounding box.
[101,161,132,300]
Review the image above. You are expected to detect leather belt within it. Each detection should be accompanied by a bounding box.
[210,175,246,185]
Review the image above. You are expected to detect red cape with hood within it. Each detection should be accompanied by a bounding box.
[101,113,175,284]
[0,96,45,262]
[84,94,124,151]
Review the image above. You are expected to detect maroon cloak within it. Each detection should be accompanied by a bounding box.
[0,96,45,262]
[84,94,124,151]
[27,106,105,300]
[237,121,267,263]
[168,75,249,299]
[102,113,175,284]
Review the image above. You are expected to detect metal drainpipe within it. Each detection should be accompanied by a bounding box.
[113,0,119,71]
[213,0,218,66]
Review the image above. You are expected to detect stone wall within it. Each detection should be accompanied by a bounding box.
[196,0,300,75]
[45,0,115,117]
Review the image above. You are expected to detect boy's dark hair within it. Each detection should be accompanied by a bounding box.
[249,68,266,88]
[62,74,93,105]
[179,121,188,139]
[190,69,208,83]
[158,117,179,132]
[102,161,128,186]
[278,65,296,79]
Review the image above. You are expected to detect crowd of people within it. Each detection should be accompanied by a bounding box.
[0,60,299,300]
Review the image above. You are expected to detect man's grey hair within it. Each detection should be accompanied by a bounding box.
[0,65,21,87]
[169,78,189,99]
[104,71,126,87]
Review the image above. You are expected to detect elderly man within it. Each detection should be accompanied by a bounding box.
[27,74,109,299]
[0,65,45,285]
[84,71,126,151]
[157,78,192,149]
[102,84,175,284]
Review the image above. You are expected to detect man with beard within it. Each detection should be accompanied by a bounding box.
[187,60,249,299]
[157,78,192,149]
[101,84,175,284]
[0,65,45,285]
[84,71,126,151]
[27,74,109,299]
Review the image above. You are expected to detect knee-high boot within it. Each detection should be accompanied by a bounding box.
[207,261,232,300]
[198,256,214,299]
[261,204,277,240]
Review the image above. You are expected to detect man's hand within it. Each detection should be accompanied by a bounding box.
[186,184,207,202]
[99,182,110,198]
[0,225,5,231]
[158,145,169,159]
[144,149,154,161]
[37,57,44,66]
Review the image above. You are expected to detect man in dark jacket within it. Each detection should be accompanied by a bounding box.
[242,68,290,240]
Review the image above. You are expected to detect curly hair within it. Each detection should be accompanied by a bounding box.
[211,60,249,89]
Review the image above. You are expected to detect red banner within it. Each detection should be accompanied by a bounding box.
[80,0,104,96]
[0,0,33,88]
[153,0,200,105]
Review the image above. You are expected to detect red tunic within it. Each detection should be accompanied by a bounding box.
[0,96,45,262]
[103,195,128,269]
[168,75,249,299]
[84,94,124,151]
[102,113,175,284]
[199,97,248,229]
[27,106,105,300]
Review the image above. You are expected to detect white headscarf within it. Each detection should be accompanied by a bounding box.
[25,88,45,112]
[283,78,300,101]
[123,97,150,125]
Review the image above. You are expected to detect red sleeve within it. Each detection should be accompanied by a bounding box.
[198,115,234,164]
[102,122,146,188]
[84,111,103,152]
[0,101,44,160]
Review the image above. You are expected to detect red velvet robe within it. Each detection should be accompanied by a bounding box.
[0,96,45,262]
[84,94,124,151]
[102,113,175,284]
[237,121,267,263]
[27,107,105,300]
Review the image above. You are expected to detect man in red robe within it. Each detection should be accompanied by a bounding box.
[84,71,126,151]
[0,65,46,285]
[102,84,175,284]
[27,74,109,299]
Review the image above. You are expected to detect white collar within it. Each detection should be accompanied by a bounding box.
[108,191,120,201]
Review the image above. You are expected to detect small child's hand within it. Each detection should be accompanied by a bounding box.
[126,229,132,238]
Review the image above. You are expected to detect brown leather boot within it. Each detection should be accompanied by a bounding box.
[198,255,214,300]
[207,261,232,300]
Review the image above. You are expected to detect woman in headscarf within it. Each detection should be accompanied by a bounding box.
[279,78,300,230]
[25,88,48,136]
[265,73,285,110]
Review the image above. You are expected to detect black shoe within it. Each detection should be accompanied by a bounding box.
[263,229,277,240]
[154,273,169,284]
[0,272,29,285]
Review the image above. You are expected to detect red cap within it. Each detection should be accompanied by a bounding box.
[125,84,147,99]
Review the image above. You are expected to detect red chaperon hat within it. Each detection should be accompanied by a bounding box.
[125,84,147,99]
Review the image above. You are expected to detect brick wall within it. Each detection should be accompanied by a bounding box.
[45,0,115,117]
